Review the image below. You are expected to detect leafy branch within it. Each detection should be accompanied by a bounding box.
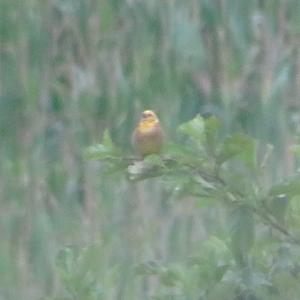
[85,116,300,247]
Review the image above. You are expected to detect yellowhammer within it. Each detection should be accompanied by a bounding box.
[132,110,164,157]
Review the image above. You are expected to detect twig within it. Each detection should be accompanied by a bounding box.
[105,154,300,245]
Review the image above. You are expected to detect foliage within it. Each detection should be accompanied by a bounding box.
[83,115,300,299]
[1,0,300,299]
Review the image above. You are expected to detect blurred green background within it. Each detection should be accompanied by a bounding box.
[1,0,300,299]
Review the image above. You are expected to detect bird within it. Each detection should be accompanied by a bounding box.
[132,110,164,157]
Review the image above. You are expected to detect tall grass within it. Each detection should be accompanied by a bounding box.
[0,0,300,299]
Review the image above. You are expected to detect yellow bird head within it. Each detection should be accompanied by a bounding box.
[138,110,159,131]
[132,110,164,157]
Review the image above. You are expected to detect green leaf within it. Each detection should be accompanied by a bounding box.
[268,194,289,224]
[204,116,221,151]
[270,177,300,199]
[201,236,232,264]
[102,129,114,149]
[178,114,205,143]
[289,195,300,227]
[163,142,205,166]
[143,154,165,167]
[159,266,183,287]
[188,236,231,287]
[84,129,121,161]
[204,116,221,136]
[229,205,254,266]
[217,133,256,168]
[85,144,116,160]
[222,269,272,289]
